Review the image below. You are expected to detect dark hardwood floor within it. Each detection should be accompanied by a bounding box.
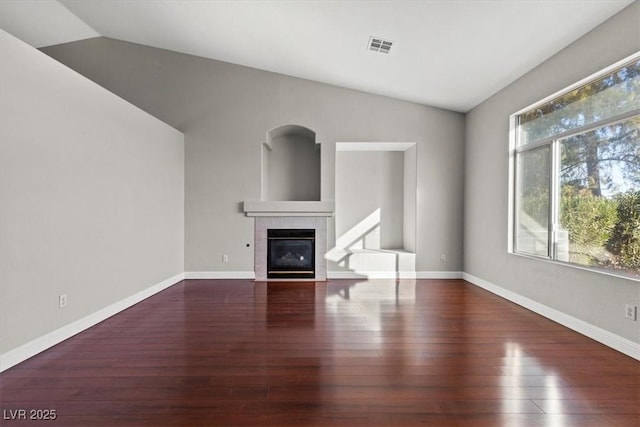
[1,279,638,426]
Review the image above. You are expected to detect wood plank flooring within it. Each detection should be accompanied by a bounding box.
[1,279,638,426]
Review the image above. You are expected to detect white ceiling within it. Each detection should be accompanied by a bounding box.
[0,0,634,112]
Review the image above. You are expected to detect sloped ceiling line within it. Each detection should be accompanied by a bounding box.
[0,0,634,112]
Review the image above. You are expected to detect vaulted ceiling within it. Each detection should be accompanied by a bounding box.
[0,0,634,112]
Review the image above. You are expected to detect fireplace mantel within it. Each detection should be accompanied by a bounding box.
[243,201,334,217]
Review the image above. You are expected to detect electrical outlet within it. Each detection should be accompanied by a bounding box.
[59,294,67,308]
[222,254,229,263]
[625,305,637,321]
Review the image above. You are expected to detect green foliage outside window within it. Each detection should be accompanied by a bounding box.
[515,57,639,279]
[608,191,640,270]
[560,188,618,266]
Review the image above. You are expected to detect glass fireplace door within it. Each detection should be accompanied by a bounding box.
[267,229,315,279]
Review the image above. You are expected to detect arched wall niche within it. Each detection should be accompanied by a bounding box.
[261,124,321,201]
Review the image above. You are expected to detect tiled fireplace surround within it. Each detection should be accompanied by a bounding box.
[244,200,333,281]
[254,216,327,281]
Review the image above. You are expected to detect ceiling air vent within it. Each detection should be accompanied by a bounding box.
[368,36,393,54]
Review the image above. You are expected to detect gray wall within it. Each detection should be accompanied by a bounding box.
[42,37,465,275]
[265,133,321,201]
[464,3,640,343]
[0,30,184,354]
[335,151,405,249]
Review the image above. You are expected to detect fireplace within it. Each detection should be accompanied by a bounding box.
[267,229,315,279]
[249,216,328,281]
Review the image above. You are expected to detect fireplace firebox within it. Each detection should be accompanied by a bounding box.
[267,229,315,279]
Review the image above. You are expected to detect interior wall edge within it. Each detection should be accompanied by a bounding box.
[184,271,256,280]
[0,272,185,373]
[462,272,640,361]
[2,271,637,372]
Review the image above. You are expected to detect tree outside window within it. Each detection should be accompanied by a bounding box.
[514,58,640,279]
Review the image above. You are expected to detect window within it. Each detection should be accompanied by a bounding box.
[511,54,640,279]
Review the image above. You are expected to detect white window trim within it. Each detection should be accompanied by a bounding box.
[508,50,640,282]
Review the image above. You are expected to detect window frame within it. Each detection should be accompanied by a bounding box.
[508,51,640,281]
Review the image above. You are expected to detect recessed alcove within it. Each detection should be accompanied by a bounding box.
[261,124,320,201]
[245,123,332,216]
[328,142,417,278]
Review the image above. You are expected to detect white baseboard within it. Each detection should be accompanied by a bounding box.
[184,271,255,279]
[327,270,463,279]
[462,272,640,361]
[3,270,636,372]
[416,271,463,279]
[0,272,185,373]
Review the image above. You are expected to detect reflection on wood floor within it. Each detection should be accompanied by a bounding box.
[1,279,638,426]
